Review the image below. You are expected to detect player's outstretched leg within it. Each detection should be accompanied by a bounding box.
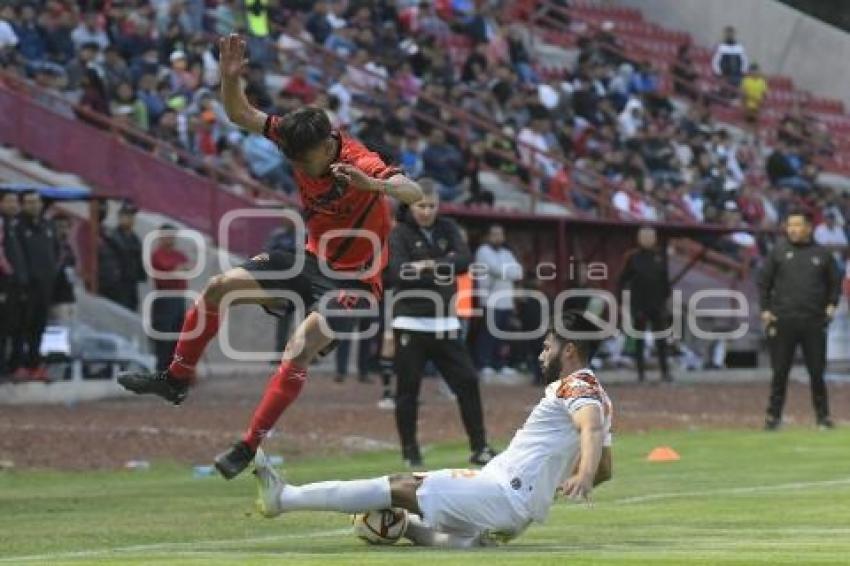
[252,452,392,518]
[214,312,333,479]
[253,449,287,518]
[118,268,265,405]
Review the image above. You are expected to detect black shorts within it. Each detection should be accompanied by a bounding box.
[240,251,376,334]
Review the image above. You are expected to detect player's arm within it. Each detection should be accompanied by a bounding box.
[330,165,423,205]
[560,404,605,501]
[219,34,267,135]
[570,445,612,486]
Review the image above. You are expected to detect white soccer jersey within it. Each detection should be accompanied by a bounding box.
[483,368,613,523]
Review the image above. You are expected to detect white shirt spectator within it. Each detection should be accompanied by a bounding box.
[618,98,643,139]
[328,80,353,125]
[474,243,523,311]
[277,29,312,61]
[517,127,558,177]
[814,221,848,247]
[0,19,18,50]
[537,83,559,109]
[711,42,748,77]
[71,24,110,50]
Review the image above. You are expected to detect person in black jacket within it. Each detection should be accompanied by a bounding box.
[0,190,28,379]
[618,226,673,383]
[15,190,59,379]
[110,202,146,312]
[386,180,496,468]
[759,210,842,430]
[50,213,77,323]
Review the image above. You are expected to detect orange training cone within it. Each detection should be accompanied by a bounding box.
[647,446,681,462]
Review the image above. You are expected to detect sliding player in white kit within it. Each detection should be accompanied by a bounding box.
[252,310,613,547]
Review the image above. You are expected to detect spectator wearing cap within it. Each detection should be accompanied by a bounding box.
[110,203,146,312]
[169,50,198,97]
[149,224,189,371]
[71,11,109,51]
[14,190,59,380]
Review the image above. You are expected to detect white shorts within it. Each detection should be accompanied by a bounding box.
[416,468,530,539]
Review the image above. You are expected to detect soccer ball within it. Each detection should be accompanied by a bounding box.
[351,508,409,545]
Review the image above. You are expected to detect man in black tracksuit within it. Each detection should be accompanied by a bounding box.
[15,190,59,377]
[0,190,28,378]
[618,226,672,383]
[110,203,146,312]
[759,210,842,430]
[386,181,495,468]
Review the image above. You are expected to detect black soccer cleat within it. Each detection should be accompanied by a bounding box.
[470,445,499,466]
[214,441,256,480]
[402,445,423,469]
[817,418,835,430]
[118,370,189,406]
[764,416,781,431]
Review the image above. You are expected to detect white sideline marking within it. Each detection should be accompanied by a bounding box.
[0,528,350,563]
[608,476,850,505]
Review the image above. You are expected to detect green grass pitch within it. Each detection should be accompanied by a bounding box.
[2,428,850,565]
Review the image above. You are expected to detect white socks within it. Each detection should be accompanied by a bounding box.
[278,477,391,514]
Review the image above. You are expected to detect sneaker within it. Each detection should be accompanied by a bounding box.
[377,396,395,411]
[480,367,496,376]
[817,418,835,430]
[403,446,423,468]
[118,370,189,405]
[764,416,781,431]
[498,367,517,377]
[214,440,256,480]
[253,449,286,518]
[470,445,498,466]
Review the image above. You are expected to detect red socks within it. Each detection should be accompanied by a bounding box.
[167,298,222,381]
[242,361,307,450]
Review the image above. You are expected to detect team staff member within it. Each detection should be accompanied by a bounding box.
[0,190,28,379]
[15,190,59,380]
[387,180,496,468]
[759,210,842,430]
[617,226,672,383]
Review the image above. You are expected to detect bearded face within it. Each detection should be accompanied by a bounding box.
[539,333,564,384]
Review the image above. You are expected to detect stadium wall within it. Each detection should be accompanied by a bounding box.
[612,0,850,108]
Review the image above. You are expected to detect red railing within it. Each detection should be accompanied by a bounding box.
[0,72,288,258]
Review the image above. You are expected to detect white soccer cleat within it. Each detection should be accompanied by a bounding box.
[253,449,286,518]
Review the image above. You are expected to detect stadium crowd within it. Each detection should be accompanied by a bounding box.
[1,0,850,268]
[2,1,850,387]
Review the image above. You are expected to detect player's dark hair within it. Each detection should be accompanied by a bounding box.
[272,107,332,161]
[786,208,813,224]
[548,309,601,362]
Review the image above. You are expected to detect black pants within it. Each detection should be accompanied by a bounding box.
[632,309,669,380]
[0,279,15,375]
[394,329,487,455]
[767,317,830,421]
[151,296,187,371]
[14,284,51,369]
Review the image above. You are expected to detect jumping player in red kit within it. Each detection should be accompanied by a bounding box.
[118,34,423,479]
